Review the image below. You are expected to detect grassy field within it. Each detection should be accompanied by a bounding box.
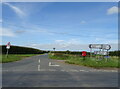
[0,54,39,63]
[49,53,119,68]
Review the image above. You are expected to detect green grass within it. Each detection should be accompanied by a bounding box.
[49,53,119,68]
[0,54,39,63]
[48,53,69,60]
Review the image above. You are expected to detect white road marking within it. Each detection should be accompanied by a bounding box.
[49,62,60,66]
[38,65,40,71]
[69,70,79,72]
[49,62,51,66]
[79,70,89,72]
[80,70,85,72]
[40,69,46,71]
[38,59,40,63]
[2,69,117,72]
[48,69,56,71]
[38,59,41,71]
[61,70,66,72]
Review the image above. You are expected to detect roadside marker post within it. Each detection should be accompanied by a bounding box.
[6,42,11,58]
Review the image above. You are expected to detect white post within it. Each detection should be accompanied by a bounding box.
[6,49,9,58]
[6,42,10,58]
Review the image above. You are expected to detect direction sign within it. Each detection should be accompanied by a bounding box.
[89,44,102,49]
[89,44,111,50]
[102,44,111,50]
[94,51,108,55]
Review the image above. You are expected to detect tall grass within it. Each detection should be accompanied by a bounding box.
[1,54,38,63]
[49,53,119,68]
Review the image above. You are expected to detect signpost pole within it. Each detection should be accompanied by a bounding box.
[99,49,101,60]
[83,56,85,60]
[89,44,111,61]
[6,42,11,58]
[106,49,109,62]
[102,48,104,59]
[6,49,9,58]
[82,51,87,61]
[90,48,92,58]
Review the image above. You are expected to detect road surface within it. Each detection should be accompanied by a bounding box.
[2,54,118,87]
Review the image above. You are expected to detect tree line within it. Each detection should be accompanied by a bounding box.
[109,51,120,56]
[50,50,119,56]
[0,45,119,56]
[1,45,46,54]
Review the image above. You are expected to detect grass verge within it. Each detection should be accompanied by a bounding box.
[0,54,39,63]
[49,53,119,68]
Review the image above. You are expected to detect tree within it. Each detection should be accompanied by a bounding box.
[53,48,55,51]
[66,50,70,54]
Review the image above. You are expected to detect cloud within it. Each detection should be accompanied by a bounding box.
[54,39,81,48]
[27,43,89,51]
[95,37,118,44]
[25,38,118,51]
[26,43,118,51]
[80,20,86,24]
[0,19,2,23]
[26,39,86,51]
[107,6,118,15]
[55,40,65,43]
[0,28,16,37]
[4,2,26,18]
[15,30,26,34]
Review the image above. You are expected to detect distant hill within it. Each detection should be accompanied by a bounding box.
[0,45,46,54]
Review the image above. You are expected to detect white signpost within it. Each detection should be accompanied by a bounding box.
[6,42,10,58]
[89,44,111,60]
[89,44,111,50]
[94,51,108,55]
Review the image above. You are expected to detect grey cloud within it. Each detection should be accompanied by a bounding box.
[26,43,118,51]
[15,30,26,34]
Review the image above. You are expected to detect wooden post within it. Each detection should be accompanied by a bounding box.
[106,49,109,62]
[83,56,85,60]
[90,48,92,58]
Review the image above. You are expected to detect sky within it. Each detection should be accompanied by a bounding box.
[1,2,118,51]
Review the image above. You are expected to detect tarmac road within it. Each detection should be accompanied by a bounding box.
[2,54,118,87]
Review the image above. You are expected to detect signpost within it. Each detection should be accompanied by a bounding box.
[89,44,102,49]
[82,51,87,60]
[94,51,108,55]
[89,44,111,61]
[89,44,111,50]
[6,42,10,58]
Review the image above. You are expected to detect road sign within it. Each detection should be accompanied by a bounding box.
[6,42,10,49]
[94,51,108,55]
[89,44,111,50]
[89,44,102,49]
[102,44,111,50]
[82,51,87,56]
